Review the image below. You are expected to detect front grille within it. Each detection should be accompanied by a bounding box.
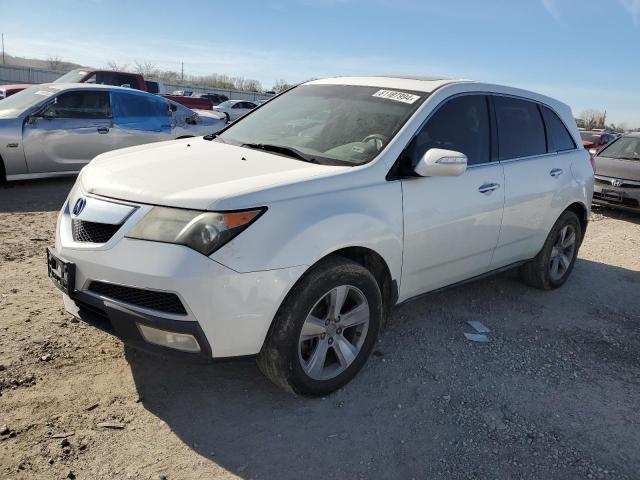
[88,281,187,315]
[72,219,121,243]
[593,191,639,207]
[594,176,640,189]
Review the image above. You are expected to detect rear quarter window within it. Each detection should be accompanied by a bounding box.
[541,106,576,152]
[494,96,546,160]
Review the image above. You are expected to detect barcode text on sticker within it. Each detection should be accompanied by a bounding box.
[372,89,420,104]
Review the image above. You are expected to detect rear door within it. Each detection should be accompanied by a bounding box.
[491,96,577,267]
[22,90,114,173]
[400,94,505,299]
[110,91,173,148]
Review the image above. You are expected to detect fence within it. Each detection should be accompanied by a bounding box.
[0,64,273,102]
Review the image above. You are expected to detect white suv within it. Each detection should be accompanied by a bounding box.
[48,76,594,396]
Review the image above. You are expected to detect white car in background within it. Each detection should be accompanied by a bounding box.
[48,76,593,396]
[212,99,258,122]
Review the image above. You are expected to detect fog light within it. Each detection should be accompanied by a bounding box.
[137,324,201,353]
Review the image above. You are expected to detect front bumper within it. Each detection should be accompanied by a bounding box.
[593,177,640,212]
[63,290,214,361]
[54,191,307,359]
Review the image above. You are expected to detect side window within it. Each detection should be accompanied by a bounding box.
[118,74,136,87]
[232,102,244,109]
[145,81,159,94]
[94,72,119,86]
[494,96,546,160]
[541,106,576,152]
[112,92,169,120]
[45,91,110,119]
[83,73,97,84]
[408,95,491,166]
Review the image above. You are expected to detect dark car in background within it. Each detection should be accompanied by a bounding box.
[581,130,617,156]
[592,133,640,212]
[198,93,229,105]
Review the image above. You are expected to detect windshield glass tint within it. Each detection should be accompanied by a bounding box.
[0,86,55,118]
[598,136,640,161]
[218,84,425,165]
[54,69,88,83]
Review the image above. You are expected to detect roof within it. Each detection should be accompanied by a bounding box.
[38,83,148,94]
[306,75,465,93]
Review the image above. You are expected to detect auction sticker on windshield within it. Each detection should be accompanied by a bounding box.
[372,89,420,104]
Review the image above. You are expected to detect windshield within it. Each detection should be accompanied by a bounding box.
[0,86,55,118]
[54,69,89,83]
[598,136,640,161]
[217,84,425,165]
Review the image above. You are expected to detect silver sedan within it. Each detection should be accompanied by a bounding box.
[0,84,226,181]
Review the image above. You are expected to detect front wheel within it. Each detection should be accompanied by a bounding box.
[520,210,582,290]
[257,256,382,396]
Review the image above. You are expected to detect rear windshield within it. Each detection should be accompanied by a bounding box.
[597,136,640,161]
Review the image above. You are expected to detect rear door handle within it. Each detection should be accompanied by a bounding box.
[550,168,563,177]
[478,183,500,194]
[97,127,109,134]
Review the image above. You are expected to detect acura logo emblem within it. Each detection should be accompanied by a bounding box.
[73,197,87,216]
[611,179,623,187]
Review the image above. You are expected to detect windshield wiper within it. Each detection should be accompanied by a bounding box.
[241,143,319,163]
[203,132,223,141]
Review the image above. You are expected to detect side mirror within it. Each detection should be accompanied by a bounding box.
[414,148,467,177]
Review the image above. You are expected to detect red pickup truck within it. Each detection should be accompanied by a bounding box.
[0,68,213,110]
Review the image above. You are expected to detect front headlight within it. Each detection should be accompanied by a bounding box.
[126,207,265,255]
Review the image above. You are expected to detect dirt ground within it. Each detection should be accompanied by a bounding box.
[0,178,639,480]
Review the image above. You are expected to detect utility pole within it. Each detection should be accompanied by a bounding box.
[1,33,5,65]
[181,61,184,83]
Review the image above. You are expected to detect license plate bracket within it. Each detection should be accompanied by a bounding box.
[47,247,75,295]
[602,189,623,202]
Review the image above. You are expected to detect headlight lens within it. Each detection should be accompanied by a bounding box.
[127,207,265,255]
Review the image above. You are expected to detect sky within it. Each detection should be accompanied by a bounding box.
[2,0,640,126]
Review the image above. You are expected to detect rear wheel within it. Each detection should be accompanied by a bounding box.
[520,210,582,290]
[257,256,382,396]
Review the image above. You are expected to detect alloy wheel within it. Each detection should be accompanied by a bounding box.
[549,224,577,282]
[298,285,370,381]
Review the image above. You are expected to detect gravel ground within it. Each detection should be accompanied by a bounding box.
[1,178,639,480]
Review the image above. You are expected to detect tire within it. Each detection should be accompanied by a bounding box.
[520,210,582,290]
[257,256,382,396]
[224,113,230,123]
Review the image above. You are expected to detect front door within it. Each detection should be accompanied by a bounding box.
[22,90,113,174]
[400,94,505,300]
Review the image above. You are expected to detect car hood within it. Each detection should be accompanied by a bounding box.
[81,138,348,210]
[595,155,640,181]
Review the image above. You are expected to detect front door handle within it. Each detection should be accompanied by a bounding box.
[478,183,501,194]
[550,168,563,177]
[97,127,109,134]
